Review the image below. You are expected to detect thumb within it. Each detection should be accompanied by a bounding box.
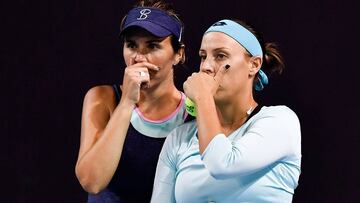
[213,64,230,85]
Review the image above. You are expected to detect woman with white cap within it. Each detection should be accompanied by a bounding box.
[75,1,189,202]
[151,19,301,203]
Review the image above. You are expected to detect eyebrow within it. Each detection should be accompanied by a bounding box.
[199,47,230,52]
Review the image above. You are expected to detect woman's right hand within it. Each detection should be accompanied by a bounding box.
[120,60,159,104]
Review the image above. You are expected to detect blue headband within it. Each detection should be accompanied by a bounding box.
[120,7,182,41]
[205,19,268,91]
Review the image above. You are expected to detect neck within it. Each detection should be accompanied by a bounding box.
[137,79,181,120]
[216,91,257,133]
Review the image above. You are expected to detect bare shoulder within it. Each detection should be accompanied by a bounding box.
[83,85,118,113]
[78,85,118,159]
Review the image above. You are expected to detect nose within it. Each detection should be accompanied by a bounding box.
[200,59,216,76]
[133,52,147,63]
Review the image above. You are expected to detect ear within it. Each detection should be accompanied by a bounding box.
[174,45,186,65]
[249,56,262,76]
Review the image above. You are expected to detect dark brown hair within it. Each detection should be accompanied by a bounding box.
[233,19,285,80]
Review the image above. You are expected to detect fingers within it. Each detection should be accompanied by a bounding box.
[137,69,151,89]
[213,64,230,84]
[139,71,147,77]
[125,60,158,88]
[128,61,160,72]
[123,66,150,89]
[129,68,150,87]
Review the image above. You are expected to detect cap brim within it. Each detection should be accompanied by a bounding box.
[120,21,172,38]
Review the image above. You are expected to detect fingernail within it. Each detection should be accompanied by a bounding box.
[225,64,230,69]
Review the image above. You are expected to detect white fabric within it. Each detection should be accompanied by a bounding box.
[151,106,301,203]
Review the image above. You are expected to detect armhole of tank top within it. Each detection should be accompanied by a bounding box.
[184,114,195,123]
[112,84,121,105]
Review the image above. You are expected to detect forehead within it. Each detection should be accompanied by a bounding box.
[200,32,245,52]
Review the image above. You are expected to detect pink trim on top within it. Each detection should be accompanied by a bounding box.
[134,92,185,124]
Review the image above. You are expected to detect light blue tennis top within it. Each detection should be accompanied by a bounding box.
[151,106,301,203]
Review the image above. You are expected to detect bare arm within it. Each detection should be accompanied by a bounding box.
[75,62,159,193]
[75,86,135,194]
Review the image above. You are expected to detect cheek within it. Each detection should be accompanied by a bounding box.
[123,48,132,65]
[224,65,248,86]
[151,50,175,66]
[231,58,250,75]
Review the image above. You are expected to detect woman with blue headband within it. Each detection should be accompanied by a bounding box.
[75,1,190,202]
[151,19,301,203]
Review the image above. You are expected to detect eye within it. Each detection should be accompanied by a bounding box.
[215,53,227,60]
[148,43,160,50]
[126,42,136,49]
[199,54,206,61]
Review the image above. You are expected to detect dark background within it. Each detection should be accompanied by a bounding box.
[2,0,360,202]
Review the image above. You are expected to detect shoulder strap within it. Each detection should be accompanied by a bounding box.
[112,84,121,105]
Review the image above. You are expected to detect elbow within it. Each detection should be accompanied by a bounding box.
[83,184,103,195]
[208,170,228,180]
[80,179,103,194]
[204,162,230,180]
[203,159,248,180]
[204,161,257,180]
[201,156,229,179]
[75,165,104,194]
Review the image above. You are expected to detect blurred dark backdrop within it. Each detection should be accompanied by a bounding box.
[2,0,360,202]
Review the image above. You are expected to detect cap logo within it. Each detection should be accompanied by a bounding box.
[121,7,182,40]
[137,9,151,20]
[212,21,227,26]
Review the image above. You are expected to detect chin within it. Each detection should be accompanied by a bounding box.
[213,94,223,103]
[148,81,159,90]
[214,92,232,105]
